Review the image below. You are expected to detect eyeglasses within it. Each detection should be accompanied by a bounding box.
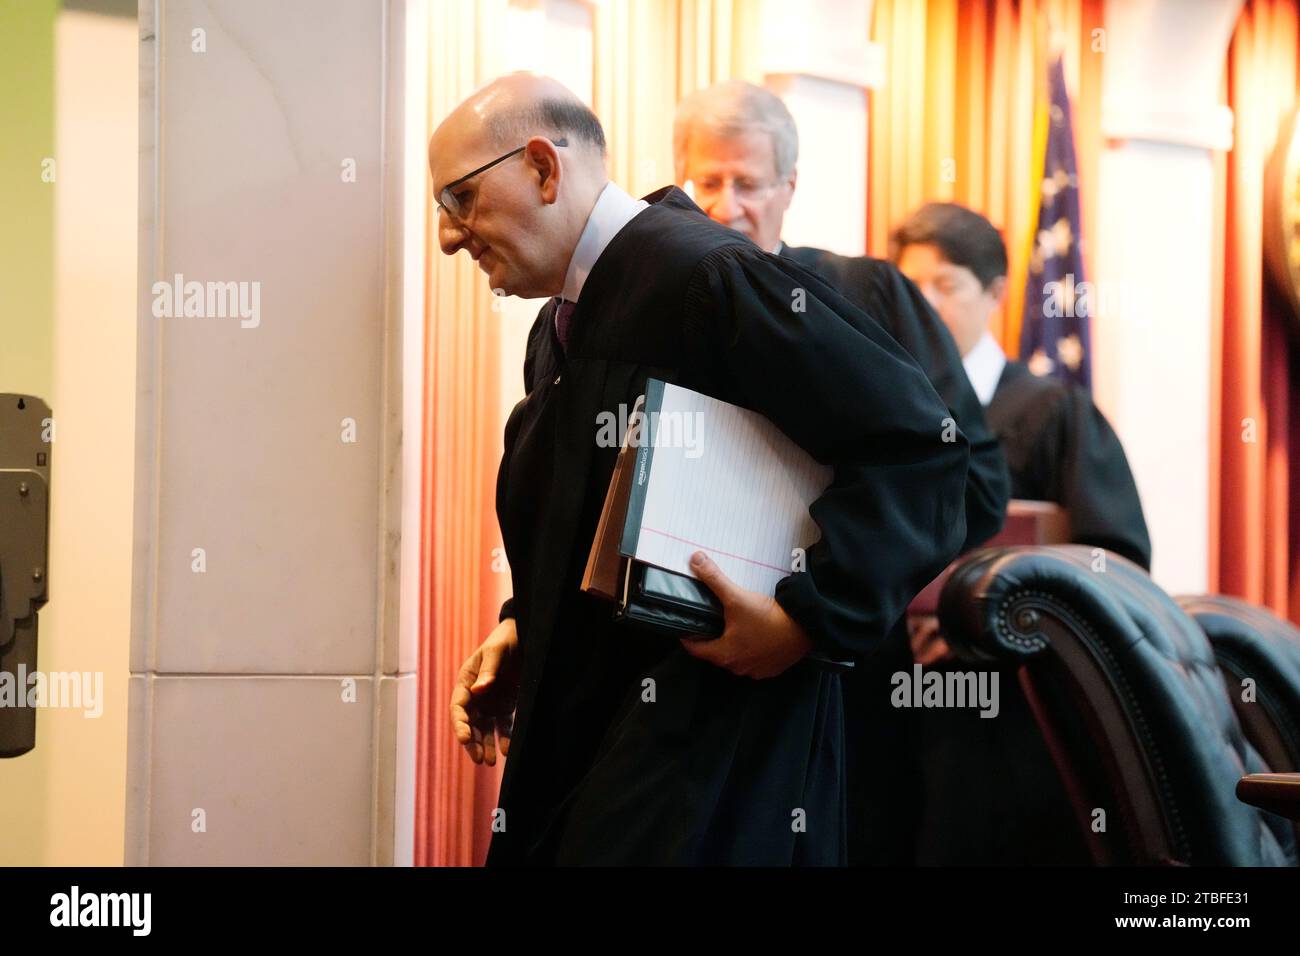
[436,137,568,222]
[687,174,787,206]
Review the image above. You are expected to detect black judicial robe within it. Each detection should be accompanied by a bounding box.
[916,361,1152,865]
[781,245,1012,864]
[487,187,970,865]
[987,360,1151,568]
[782,245,1010,553]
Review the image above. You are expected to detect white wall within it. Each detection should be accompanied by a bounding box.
[1093,0,1242,594]
[771,73,868,256]
[759,0,874,256]
[127,0,410,865]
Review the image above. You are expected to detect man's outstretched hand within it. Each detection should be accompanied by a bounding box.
[450,617,521,766]
[680,551,815,679]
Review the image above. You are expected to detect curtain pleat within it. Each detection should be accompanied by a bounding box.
[867,0,1103,355]
[1217,0,1300,624]
[417,0,513,868]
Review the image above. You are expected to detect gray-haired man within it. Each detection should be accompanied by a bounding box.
[674,80,1010,865]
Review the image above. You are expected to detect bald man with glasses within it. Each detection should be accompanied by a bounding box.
[434,73,972,866]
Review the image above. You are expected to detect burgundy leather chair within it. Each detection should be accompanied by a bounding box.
[938,545,1295,866]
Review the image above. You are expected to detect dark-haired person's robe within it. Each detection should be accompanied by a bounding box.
[781,245,1010,555]
[487,187,970,865]
[917,355,1151,865]
[986,359,1150,568]
[780,244,1011,864]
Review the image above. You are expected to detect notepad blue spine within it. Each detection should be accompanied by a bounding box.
[619,377,664,558]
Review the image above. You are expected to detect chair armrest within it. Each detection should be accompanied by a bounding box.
[1236,773,1300,821]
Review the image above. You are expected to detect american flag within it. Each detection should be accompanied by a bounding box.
[1020,53,1091,390]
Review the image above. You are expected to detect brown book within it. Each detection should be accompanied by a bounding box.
[581,398,643,600]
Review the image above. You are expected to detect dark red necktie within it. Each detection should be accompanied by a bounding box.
[554,298,576,353]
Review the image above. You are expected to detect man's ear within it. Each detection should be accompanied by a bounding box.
[523,136,562,204]
[780,166,798,211]
[988,274,1008,308]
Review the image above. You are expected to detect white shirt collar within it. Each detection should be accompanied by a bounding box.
[561,181,648,303]
[962,330,1007,407]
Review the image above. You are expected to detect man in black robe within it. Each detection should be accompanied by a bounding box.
[672,80,1010,864]
[433,73,970,865]
[891,201,1150,864]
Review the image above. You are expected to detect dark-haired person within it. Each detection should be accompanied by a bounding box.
[892,201,1150,864]
[891,202,1150,570]
[673,80,1010,866]
[435,73,971,865]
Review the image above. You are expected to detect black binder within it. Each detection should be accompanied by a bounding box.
[582,385,852,672]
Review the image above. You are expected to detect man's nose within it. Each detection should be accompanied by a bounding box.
[708,183,744,225]
[438,214,470,256]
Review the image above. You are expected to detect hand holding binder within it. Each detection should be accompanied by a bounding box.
[582,380,852,672]
[673,551,820,679]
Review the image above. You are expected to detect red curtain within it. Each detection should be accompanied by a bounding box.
[1215,0,1300,625]
[414,0,512,868]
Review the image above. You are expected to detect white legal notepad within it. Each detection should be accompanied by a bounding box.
[619,380,833,596]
